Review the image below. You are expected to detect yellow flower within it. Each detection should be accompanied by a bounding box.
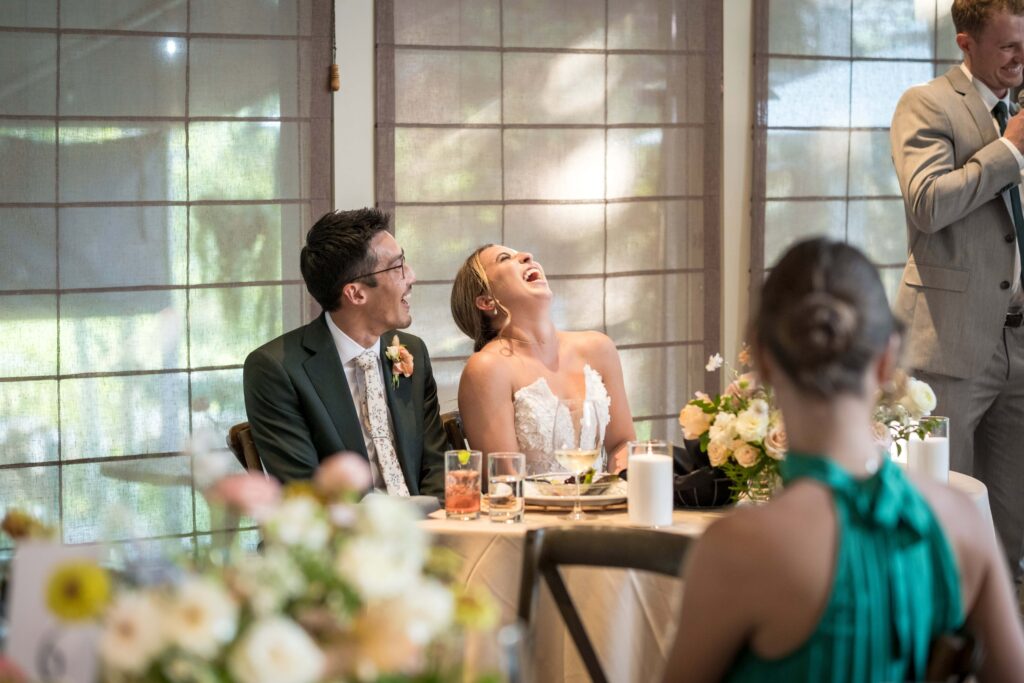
[46,560,110,622]
[453,584,499,630]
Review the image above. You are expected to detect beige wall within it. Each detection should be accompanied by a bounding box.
[334,0,753,386]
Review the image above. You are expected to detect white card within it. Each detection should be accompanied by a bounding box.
[5,541,102,683]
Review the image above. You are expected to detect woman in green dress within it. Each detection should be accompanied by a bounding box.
[663,239,1024,682]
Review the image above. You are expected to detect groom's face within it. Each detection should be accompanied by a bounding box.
[363,231,416,331]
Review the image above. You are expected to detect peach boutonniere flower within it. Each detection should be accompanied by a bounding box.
[385,334,414,389]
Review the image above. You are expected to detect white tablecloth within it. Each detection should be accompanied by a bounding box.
[420,471,993,683]
[421,507,720,683]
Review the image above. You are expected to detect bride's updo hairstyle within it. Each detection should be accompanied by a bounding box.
[754,238,901,398]
[451,245,511,352]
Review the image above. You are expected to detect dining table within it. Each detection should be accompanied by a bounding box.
[419,468,994,683]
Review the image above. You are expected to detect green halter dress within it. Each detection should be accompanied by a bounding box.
[725,452,964,683]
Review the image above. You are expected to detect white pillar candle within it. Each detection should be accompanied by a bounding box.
[628,453,673,527]
[907,435,949,483]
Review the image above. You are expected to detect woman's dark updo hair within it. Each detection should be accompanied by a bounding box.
[754,238,902,398]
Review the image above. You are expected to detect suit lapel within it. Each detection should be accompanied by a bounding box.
[946,66,1000,147]
[381,333,418,485]
[302,315,368,459]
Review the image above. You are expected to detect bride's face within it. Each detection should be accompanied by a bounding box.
[478,245,551,306]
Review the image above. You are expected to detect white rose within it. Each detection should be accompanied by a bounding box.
[679,403,712,440]
[337,535,425,600]
[165,578,238,658]
[100,591,166,674]
[359,495,426,550]
[229,617,324,683]
[900,378,937,419]
[734,407,769,443]
[707,440,730,467]
[265,497,330,550]
[733,442,760,468]
[708,412,736,443]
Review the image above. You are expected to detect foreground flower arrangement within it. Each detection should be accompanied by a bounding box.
[679,348,940,502]
[2,453,496,683]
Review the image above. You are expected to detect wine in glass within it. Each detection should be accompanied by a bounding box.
[552,398,603,521]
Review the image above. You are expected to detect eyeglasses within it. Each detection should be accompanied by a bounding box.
[346,252,406,284]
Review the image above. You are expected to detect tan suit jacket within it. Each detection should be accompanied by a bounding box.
[891,66,1021,379]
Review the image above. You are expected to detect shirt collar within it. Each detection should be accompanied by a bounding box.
[324,314,379,365]
[960,62,1009,112]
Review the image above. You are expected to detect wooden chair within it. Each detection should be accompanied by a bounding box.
[925,629,978,683]
[517,526,692,683]
[226,422,263,473]
[440,410,467,451]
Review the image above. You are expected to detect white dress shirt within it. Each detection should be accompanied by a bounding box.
[324,314,395,492]
[960,63,1024,308]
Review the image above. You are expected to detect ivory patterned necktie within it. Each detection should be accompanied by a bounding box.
[993,100,1024,285]
[355,349,410,496]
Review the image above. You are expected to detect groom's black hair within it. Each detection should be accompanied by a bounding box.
[300,207,390,311]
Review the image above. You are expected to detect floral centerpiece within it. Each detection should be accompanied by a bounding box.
[679,348,941,503]
[2,453,497,683]
[678,348,786,502]
[872,368,940,456]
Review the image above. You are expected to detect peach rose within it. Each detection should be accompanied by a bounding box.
[764,423,788,460]
[733,442,760,468]
[707,440,730,467]
[315,451,373,497]
[206,473,281,521]
[679,403,712,440]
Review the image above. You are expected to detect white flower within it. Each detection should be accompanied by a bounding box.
[228,617,324,683]
[708,412,736,444]
[337,535,425,600]
[265,496,330,551]
[229,547,305,616]
[734,406,769,443]
[165,577,238,658]
[899,377,937,419]
[733,442,760,468]
[705,353,723,372]
[100,591,166,674]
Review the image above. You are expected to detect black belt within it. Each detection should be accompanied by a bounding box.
[1007,312,1024,328]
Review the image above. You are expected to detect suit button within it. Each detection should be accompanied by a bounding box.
[1002,280,1012,289]
[1007,234,1016,243]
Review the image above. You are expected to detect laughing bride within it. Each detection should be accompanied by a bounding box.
[450,245,635,474]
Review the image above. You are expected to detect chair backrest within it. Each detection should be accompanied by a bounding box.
[227,422,263,473]
[516,526,692,683]
[440,410,467,451]
[925,629,978,683]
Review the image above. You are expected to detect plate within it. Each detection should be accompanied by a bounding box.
[523,477,627,508]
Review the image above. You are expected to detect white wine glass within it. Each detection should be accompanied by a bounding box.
[552,398,603,521]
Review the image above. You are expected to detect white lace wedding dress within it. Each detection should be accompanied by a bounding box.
[512,364,611,474]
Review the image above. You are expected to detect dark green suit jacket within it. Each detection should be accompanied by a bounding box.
[242,314,446,497]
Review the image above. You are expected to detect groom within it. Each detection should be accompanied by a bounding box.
[243,208,446,497]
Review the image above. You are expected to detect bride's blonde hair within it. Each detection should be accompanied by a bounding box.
[451,245,512,352]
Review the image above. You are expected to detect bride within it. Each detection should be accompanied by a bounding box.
[450,244,635,474]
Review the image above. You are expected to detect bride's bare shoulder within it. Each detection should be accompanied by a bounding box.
[462,345,514,382]
[560,330,616,356]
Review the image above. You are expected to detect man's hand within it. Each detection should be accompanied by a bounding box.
[1006,110,1024,153]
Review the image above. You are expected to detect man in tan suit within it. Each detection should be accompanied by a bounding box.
[888,1,1024,581]
[891,0,1024,583]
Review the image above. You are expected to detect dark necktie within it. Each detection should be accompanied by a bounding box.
[993,100,1024,286]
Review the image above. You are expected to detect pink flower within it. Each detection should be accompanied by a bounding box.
[206,474,281,521]
[395,346,414,378]
[315,451,372,497]
[764,424,788,460]
[725,372,757,399]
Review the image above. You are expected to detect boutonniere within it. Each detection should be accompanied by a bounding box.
[384,334,414,389]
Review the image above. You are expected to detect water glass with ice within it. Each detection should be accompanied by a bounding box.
[487,452,525,523]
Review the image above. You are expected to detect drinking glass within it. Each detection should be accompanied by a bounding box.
[552,399,603,521]
[445,450,482,520]
[487,452,525,523]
